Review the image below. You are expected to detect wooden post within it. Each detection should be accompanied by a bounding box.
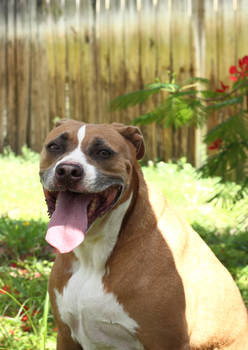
[157,0,172,162]
[0,2,6,151]
[192,0,207,167]
[16,0,31,153]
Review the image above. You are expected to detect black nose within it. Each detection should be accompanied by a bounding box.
[55,163,83,183]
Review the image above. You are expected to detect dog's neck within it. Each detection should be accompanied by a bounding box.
[73,191,134,272]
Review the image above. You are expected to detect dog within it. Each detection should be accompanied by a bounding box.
[40,119,248,350]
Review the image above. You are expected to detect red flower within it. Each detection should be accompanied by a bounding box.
[239,55,248,68]
[21,315,28,322]
[10,263,17,268]
[0,285,11,294]
[230,75,238,82]
[229,65,237,74]
[20,305,29,314]
[32,309,40,316]
[208,139,222,150]
[22,325,31,332]
[216,81,229,93]
[229,55,248,81]
[242,56,248,65]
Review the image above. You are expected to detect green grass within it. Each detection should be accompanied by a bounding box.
[143,159,248,232]
[0,147,47,220]
[0,218,56,349]
[0,149,247,349]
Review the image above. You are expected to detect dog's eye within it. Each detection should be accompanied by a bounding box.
[96,149,113,159]
[47,142,60,152]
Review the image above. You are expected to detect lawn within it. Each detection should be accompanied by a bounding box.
[0,149,247,349]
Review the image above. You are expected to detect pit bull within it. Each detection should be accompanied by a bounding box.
[40,119,248,350]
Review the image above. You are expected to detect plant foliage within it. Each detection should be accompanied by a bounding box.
[111,56,248,187]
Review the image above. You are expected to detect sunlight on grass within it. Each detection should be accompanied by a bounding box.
[0,148,47,221]
[144,159,248,233]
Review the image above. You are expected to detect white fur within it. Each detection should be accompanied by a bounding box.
[55,194,144,350]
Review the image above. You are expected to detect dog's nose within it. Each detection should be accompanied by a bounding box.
[55,163,83,183]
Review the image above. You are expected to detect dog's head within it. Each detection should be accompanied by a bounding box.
[40,119,144,253]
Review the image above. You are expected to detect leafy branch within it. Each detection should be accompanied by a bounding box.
[110,56,248,188]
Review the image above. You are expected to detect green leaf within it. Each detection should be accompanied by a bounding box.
[172,90,199,97]
[110,82,182,112]
[205,96,243,111]
[110,89,156,111]
[232,80,248,91]
[185,77,210,85]
[145,82,181,91]
[201,90,220,99]
[133,112,159,125]
[205,113,248,144]
[110,86,163,111]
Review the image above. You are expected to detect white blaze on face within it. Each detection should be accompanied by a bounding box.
[53,125,97,190]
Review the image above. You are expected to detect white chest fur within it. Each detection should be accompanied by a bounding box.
[55,196,144,350]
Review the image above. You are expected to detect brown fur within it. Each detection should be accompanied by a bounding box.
[40,121,248,350]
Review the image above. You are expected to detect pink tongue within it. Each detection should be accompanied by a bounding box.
[46,191,91,254]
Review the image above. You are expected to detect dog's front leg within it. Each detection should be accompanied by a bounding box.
[56,330,83,350]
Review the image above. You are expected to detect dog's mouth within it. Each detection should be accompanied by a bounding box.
[44,185,122,254]
[45,185,122,222]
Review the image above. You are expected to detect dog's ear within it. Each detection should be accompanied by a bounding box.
[112,123,145,160]
[54,119,68,128]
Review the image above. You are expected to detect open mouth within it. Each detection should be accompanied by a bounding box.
[43,184,123,254]
[45,185,123,226]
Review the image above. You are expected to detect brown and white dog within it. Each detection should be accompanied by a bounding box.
[40,120,248,350]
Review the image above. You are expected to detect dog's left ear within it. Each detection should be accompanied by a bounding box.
[112,123,145,160]
[54,119,68,128]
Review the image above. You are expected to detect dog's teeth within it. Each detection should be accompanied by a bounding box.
[88,198,97,215]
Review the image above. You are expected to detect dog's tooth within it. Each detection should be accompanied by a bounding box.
[91,200,96,210]
[89,198,97,213]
